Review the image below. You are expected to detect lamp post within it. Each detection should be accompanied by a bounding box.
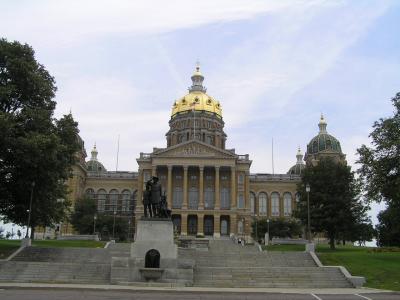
[306,183,311,242]
[25,181,35,239]
[93,214,97,235]
[267,219,270,245]
[112,209,117,240]
[254,214,258,242]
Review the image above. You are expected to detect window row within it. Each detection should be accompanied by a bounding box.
[250,192,296,217]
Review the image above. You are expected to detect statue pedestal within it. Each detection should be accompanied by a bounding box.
[131,218,177,260]
[111,218,193,286]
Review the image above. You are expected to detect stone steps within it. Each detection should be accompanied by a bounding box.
[0,261,110,284]
[187,239,352,288]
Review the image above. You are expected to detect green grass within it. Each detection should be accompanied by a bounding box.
[0,240,20,259]
[0,239,106,253]
[262,244,306,251]
[317,245,400,291]
[31,240,106,248]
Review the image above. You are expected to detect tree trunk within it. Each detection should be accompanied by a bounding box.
[329,236,335,250]
[342,239,345,245]
[30,226,35,240]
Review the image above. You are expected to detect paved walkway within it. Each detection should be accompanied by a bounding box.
[0,286,399,300]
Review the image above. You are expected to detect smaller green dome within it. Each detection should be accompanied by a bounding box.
[86,144,107,172]
[287,147,305,175]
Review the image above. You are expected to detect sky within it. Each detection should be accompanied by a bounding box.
[1,0,400,228]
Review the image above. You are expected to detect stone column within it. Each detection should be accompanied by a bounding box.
[183,166,188,209]
[244,170,250,209]
[199,166,204,210]
[280,194,284,218]
[181,213,187,236]
[230,214,237,236]
[152,165,157,177]
[214,214,220,238]
[197,213,204,235]
[214,166,220,210]
[230,166,236,209]
[167,165,173,209]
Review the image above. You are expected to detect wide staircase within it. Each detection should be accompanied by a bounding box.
[0,245,130,284]
[179,239,352,288]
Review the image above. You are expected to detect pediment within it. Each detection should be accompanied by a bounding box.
[152,141,237,159]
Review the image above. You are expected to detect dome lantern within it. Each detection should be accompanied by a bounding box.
[318,113,327,133]
[189,63,206,93]
[91,143,98,161]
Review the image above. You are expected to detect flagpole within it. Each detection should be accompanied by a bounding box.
[272,137,275,175]
[116,134,120,172]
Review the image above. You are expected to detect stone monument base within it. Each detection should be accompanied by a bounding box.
[111,219,194,286]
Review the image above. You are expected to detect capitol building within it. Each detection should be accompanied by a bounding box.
[63,66,346,240]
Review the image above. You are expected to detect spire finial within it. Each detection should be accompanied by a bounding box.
[91,143,98,161]
[318,113,327,133]
[296,147,303,164]
[195,60,200,72]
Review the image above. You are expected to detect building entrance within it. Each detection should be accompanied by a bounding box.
[204,216,214,236]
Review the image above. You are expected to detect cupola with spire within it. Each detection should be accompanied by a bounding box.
[287,147,306,175]
[86,143,107,172]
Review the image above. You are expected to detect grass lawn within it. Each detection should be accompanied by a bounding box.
[317,245,400,291]
[0,239,106,255]
[263,244,306,251]
[263,243,400,291]
[0,240,20,259]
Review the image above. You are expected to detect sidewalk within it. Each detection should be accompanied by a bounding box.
[0,282,393,294]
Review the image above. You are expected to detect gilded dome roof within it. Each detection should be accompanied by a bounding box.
[171,91,222,118]
[306,115,342,155]
[171,65,222,118]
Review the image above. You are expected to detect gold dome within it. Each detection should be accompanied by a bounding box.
[171,65,222,118]
[171,91,222,118]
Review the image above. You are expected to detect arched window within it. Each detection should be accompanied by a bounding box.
[258,193,267,215]
[250,192,256,215]
[173,187,183,208]
[313,140,318,153]
[204,187,214,209]
[188,187,199,209]
[271,192,280,216]
[97,189,106,212]
[85,188,95,200]
[220,188,230,209]
[283,192,292,216]
[109,189,119,212]
[121,190,131,212]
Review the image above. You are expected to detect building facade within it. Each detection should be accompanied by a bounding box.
[61,66,345,241]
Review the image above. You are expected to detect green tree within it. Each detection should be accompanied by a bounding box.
[70,197,129,241]
[376,203,400,247]
[295,158,369,249]
[0,39,80,238]
[357,92,400,206]
[251,218,302,242]
[357,93,400,247]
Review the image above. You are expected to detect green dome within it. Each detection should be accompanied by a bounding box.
[306,133,342,155]
[86,160,107,172]
[306,115,342,155]
[287,163,305,175]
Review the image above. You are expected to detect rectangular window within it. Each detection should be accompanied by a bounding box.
[237,193,244,209]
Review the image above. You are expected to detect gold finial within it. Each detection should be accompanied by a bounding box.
[195,60,200,72]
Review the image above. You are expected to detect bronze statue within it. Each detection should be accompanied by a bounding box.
[150,176,162,216]
[143,179,153,218]
[143,176,171,219]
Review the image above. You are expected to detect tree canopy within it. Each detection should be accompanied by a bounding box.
[357,92,400,205]
[357,92,400,247]
[295,158,369,249]
[0,39,80,238]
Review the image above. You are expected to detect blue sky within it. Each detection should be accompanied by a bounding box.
[2,0,400,226]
